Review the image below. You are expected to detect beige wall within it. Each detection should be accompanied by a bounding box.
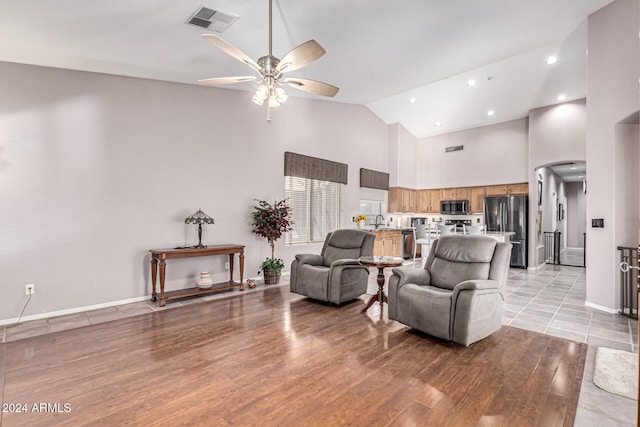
[388,123,417,188]
[0,61,389,322]
[586,0,640,311]
[416,118,529,189]
[527,99,587,266]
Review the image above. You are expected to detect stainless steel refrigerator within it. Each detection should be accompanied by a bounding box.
[484,195,528,268]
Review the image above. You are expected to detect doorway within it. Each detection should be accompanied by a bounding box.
[536,161,586,267]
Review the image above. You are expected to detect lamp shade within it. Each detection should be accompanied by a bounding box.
[185,209,215,225]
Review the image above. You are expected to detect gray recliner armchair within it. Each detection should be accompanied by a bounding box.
[290,229,375,305]
[388,235,512,346]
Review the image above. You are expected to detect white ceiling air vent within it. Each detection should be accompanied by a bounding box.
[187,7,239,33]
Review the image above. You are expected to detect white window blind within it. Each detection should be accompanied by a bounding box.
[285,176,341,244]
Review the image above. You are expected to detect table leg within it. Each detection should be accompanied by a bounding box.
[239,251,245,291]
[150,258,158,302]
[229,253,235,283]
[361,266,387,313]
[376,267,387,309]
[159,260,166,307]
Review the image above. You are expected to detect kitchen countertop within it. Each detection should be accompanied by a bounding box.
[362,226,408,231]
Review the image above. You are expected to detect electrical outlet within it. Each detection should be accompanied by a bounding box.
[225,262,229,270]
[25,283,35,295]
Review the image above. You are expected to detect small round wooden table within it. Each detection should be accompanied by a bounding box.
[359,256,404,313]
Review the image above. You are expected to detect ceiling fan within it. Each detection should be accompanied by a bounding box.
[198,0,339,123]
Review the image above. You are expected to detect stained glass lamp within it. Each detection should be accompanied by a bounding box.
[185,209,215,248]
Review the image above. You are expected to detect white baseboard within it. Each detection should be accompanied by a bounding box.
[585,301,620,314]
[0,274,282,326]
[0,295,150,326]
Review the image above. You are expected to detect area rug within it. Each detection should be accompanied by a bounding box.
[593,347,638,400]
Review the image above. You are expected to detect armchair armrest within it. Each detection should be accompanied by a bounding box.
[390,266,431,287]
[295,254,324,266]
[451,279,502,310]
[330,258,362,267]
[387,266,431,320]
[453,279,500,293]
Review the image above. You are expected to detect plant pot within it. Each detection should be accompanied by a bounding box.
[263,269,281,285]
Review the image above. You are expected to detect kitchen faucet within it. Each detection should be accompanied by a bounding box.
[374,214,385,229]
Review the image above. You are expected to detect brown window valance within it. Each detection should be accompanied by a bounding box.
[359,168,389,190]
[284,152,348,185]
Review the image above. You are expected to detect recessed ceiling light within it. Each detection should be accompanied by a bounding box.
[467,79,476,87]
[545,55,558,65]
[409,97,416,104]
[557,94,567,101]
[487,110,495,116]
[434,121,442,127]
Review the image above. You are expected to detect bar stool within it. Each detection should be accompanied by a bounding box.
[414,225,432,268]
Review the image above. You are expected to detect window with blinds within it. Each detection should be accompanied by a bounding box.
[285,176,342,244]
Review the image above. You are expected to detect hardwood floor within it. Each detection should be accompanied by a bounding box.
[0,286,586,426]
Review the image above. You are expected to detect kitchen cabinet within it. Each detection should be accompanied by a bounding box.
[469,186,486,213]
[485,185,508,196]
[388,187,417,213]
[391,183,527,213]
[372,230,403,257]
[485,183,528,196]
[428,189,442,213]
[441,187,470,201]
[415,189,442,213]
[416,190,429,213]
[507,183,529,195]
[400,188,416,212]
[388,187,402,212]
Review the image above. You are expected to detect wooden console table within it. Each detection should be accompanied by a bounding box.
[149,244,245,307]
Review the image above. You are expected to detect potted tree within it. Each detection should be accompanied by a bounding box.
[251,199,293,284]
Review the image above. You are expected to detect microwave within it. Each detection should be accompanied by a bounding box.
[441,200,469,215]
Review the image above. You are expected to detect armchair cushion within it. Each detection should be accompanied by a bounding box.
[322,229,369,267]
[428,235,497,290]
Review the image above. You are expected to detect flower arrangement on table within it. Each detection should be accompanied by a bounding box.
[355,214,367,229]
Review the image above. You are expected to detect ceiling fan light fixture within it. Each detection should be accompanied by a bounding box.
[198,0,338,123]
[275,87,288,103]
[268,95,281,108]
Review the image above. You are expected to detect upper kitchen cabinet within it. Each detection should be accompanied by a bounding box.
[485,185,508,196]
[416,190,429,213]
[485,183,529,196]
[388,187,417,213]
[403,188,417,212]
[469,186,486,213]
[429,189,442,213]
[388,187,401,212]
[416,189,442,213]
[507,183,529,195]
[441,187,470,201]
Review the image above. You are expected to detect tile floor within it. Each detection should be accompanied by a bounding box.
[1,263,637,426]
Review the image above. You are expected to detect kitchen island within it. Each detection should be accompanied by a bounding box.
[366,228,404,258]
[483,231,515,243]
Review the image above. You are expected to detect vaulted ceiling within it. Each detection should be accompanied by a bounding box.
[0,0,613,138]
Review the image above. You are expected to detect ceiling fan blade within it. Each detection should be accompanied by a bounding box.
[201,34,261,73]
[283,77,339,97]
[276,40,326,74]
[198,76,257,86]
